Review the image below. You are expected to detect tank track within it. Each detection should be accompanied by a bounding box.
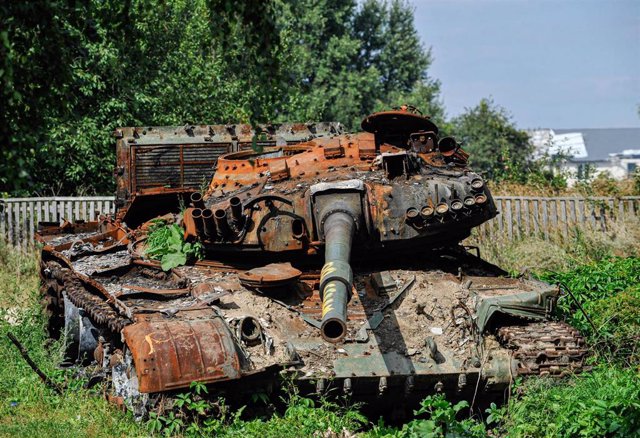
[46,262,131,333]
[497,321,588,377]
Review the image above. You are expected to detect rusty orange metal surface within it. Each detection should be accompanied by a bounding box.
[238,263,302,288]
[123,310,242,393]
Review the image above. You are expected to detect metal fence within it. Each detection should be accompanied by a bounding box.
[0,197,116,248]
[1,195,639,249]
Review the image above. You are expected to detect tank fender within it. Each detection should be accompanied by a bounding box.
[123,312,243,393]
[475,288,559,333]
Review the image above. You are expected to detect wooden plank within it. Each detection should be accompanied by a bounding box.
[560,199,567,237]
[607,198,615,221]
[626,200,635,217]
[532,199,539,235]
[0,201,5,240]
[67,201,72,222]
[14,202,21,247]
[505,199,513,241]
[514,199,521,239]
[5,203,12,244]
[20,201,27,249]
[569,199,577,226]
[54,201,61,222]
[44,200,50,222]
[36,200,42,231]
[89,201,95,221]
[28,201,35,244]
[578,199,585,223]
[542,200,549,241]
[522,199,531,236]
[589,202,597,228]
[618,198,625,221]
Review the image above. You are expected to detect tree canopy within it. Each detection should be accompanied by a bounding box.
[451,98,532,179]
[1,0,444,195]
[1,0,527,197]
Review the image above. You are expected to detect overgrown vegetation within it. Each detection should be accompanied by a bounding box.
[145,222,204,271]
[539,257,640,364]
[498,366,640,438]
[369,396,490,438]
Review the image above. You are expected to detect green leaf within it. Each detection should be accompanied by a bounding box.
[161,252,187,271]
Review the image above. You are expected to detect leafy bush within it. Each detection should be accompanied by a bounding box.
[502,366,640,438]
[145,223,203,271]
[369,395,488,438]
[148,383,367,437]
[1,0,441,196]
[539,257,640,336]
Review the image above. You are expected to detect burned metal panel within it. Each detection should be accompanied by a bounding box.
[123,311,242,393]
[114,123,343,206]
[132,143,227,191]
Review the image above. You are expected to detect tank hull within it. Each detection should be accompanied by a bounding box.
[39,222,587,413]
[37,109,588,415]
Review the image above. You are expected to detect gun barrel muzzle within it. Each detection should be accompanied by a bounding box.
[319,212,355,343]
[214,208,232,238]
[192,208,205,236]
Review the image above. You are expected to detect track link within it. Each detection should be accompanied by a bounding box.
[497,321,589,377]
[46,262,130,333]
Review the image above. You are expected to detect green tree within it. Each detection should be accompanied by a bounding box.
[451,98,532,179]
[1,0,443,196]
[255,0,444,128]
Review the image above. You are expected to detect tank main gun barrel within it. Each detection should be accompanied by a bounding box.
[319,212,355,342]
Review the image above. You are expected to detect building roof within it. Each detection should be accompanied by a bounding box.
[550,132,588,159]
[554,128,640,162]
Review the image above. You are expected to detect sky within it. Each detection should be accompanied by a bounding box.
[410,0,640,129]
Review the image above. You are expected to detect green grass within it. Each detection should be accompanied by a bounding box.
[0,244,143,437]
[469,216,640,275]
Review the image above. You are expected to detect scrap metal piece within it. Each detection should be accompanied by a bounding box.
[123,312,242,393]
[354,276,416,342]
[370,271,397,295]
[238,263,302,289]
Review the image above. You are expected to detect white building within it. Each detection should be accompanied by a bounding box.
[528,128,640,185]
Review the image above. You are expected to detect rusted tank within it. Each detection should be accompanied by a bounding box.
[38,109,587,416]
